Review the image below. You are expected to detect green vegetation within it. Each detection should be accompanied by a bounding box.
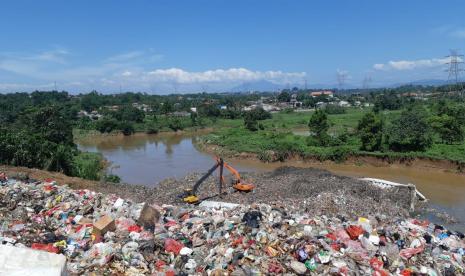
[204,100,465,164]
[0,85,464,178]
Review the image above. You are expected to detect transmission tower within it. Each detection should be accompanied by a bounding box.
[362,76,372,89]
[445,49,464,96]
[337,70,347,91]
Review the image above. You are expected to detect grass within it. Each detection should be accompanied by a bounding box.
[203,108,465,164]
[72,151,104,180]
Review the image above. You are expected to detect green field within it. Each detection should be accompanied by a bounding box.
[203,108,465,164]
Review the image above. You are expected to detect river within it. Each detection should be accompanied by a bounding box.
[78,131,465,230]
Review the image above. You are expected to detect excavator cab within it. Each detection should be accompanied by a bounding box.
[181,188,199,204]
[180,157,254,203]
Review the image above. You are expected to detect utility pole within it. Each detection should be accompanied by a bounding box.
[304,78,308,90]
[54,81,57,91]
[445,49,464,97]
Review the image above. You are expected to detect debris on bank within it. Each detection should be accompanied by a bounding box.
[1,177,464,275]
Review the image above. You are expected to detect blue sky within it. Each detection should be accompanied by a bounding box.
[1,0,464,93]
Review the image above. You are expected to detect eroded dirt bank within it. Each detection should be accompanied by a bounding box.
[197,143,465,174]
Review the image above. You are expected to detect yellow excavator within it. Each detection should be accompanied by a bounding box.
[181,157,254,204]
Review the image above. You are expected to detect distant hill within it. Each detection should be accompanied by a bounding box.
[391,79,449,87]
[230,80,283,92]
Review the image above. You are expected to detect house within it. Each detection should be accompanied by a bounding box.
[310,90,334,98]
[338,100,350,107]
[78,110,102,120]
[190,107,197,113]
[316,102,327,108]
[289,94,302,108]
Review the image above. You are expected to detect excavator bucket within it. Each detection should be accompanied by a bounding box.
[233,182,254,192]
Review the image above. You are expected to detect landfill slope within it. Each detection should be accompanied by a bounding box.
[152,167,412,219]
[0,177,463,275]
[0,165,412,219]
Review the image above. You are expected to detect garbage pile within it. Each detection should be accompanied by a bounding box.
[152,167,413,219]
[0,177,464,275]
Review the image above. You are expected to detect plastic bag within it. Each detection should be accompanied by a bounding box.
[399,245,424,259]
[164,238,183,255]
[346,225,364,240]
[31,243,59,254]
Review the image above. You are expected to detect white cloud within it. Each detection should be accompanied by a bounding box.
[373,64,385,70]
[121,70,133,77]
[373,57,450,71]
[145,68,305,84]
[0,47,305,92]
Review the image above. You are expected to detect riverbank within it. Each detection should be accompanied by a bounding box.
[197,138,465,174]
[73,126,214,141]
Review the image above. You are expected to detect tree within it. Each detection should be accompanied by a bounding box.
[308,109,329,136]
[308,109,330,145]
[244,114,258,131]
[277,91,291,102]
[245,107,272,120]
[95,117,120,133]
[430,115,464,144]
[357,112,383,151]
[198,104,221,117]
[117,106,145,123]
[387,108,433,151]
[168,117,184,131]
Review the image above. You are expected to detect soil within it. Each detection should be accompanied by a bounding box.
[0,165,414,220]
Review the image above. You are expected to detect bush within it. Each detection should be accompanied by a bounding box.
[324,105,346,114]
[168,118,184,131]
[244,115,258,131]
[104,174,121,183]
[329,146,353,162]
[120,121,135,136]
[72,152,103,180]
[243,107,272,121]
[145,121,160,134]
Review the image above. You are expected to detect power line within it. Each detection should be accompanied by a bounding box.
[445,49,464,96]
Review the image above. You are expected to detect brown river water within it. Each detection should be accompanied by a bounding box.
[78,131,465,231]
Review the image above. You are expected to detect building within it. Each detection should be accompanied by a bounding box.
[338,100,350,107]
[310,90,334,98]
[289,94,303,108]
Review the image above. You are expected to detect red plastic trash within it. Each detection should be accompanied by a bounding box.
[346,225,364,240]
[399,245,424,260]
[128,225,142,232]
[31,243,60,254]
[164,238,183,255]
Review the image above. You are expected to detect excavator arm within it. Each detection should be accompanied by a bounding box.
[182,157,254,204]
[182,158,224,203]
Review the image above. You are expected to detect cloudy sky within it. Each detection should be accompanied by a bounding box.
[0,1,464,93]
